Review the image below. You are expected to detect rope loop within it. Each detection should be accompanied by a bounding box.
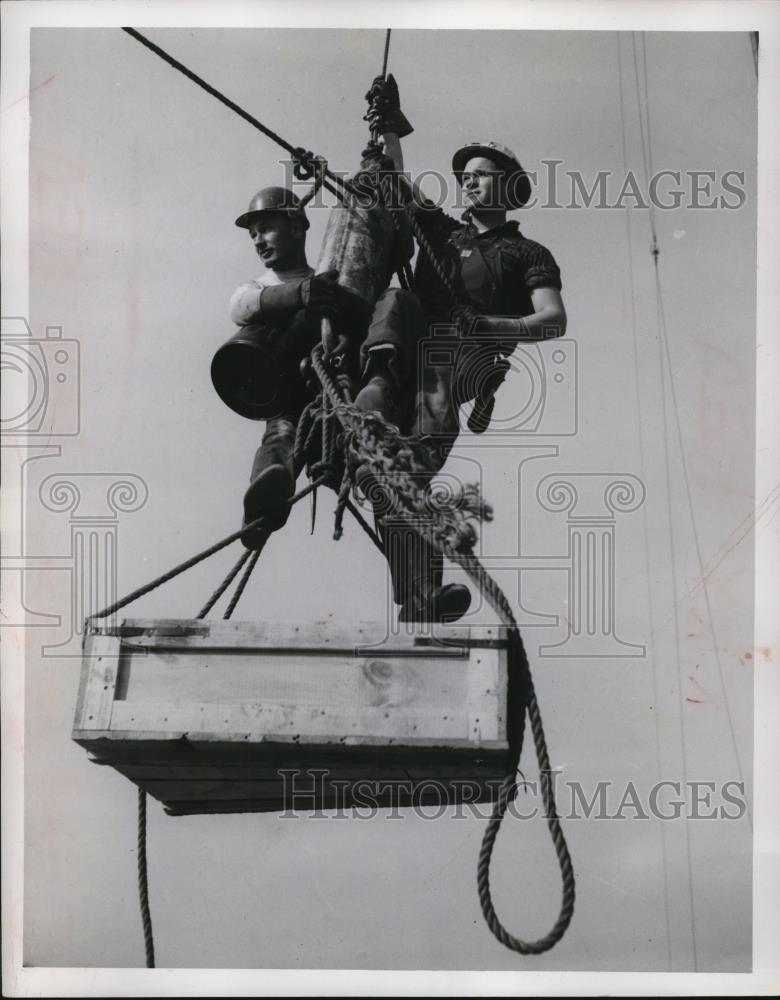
[291,146,318,180]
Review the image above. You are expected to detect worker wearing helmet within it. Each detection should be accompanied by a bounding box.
[362,79,567,623]
[213,186,352,547]
[213,182,424,557]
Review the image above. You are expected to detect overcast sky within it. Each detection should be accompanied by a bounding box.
[20,22,759,976]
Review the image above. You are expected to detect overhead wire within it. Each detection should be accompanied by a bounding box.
[629,29,699,971]
[616,32,673,972]
[633,31,751,834]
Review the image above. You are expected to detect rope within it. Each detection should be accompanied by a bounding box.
[223,547,263,619]
[454,553,576,953]
[121,28,356,202]
[88,522,254,622]
[137,788,155,968]
[332,468,353,541]
[195,548,252,619]
[306,351,575,952]
[293,398,320,472]
[345,498,385,551]
[90,479,325,623]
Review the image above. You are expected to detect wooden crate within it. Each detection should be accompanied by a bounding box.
[73,618,516,815]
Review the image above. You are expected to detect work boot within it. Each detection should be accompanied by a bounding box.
[354,346,401,425]
[399,583,472,624]
[241,417,297,548]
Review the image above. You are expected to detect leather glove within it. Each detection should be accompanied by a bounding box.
[300,269,344,319]
[258,280,304,322]
[364,73,414,138]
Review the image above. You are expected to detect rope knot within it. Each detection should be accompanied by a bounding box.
[308,460,341,491]
[291,146,318,180]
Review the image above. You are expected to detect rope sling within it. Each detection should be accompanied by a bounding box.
[95,28,577,967]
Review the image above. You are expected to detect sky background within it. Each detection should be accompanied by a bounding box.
[17,23,758,973]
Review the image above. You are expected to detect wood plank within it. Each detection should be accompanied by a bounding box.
[75,735,510,769]
[115,649,470,709]
[138,775,505,803]
[111,762,507,786]
[105,618,508,652]
[159,780,505,816]
[108,702,478,745]
[71,634,123,733]
[467,645,505,743]
[113,762,415,783]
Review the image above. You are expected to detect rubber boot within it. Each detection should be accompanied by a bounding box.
[242,417,296,548]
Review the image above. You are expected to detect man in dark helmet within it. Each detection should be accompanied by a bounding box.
[361,79,567,623]
[213,186,350,546]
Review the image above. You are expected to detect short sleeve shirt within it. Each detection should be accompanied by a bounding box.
[408,202,562,322]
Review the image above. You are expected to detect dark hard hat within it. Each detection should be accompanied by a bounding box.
[235,187,310,230]
[452,141,532,209]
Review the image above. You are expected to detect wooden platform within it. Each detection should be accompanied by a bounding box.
[73,619,516,815]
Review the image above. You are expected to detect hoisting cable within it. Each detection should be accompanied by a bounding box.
[195,547,254,619]
[121,28,357,201]
[87,476,324,624]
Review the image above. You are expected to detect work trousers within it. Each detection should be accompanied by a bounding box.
[364,301,466,608]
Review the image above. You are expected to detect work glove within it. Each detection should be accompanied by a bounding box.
[364,73,414,138]
[302,269,351,360]
[300,270,345,319]
[259,270,346,323]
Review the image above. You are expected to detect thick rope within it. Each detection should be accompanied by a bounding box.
[455,552,576,953]
[121,28,356,202]
[308,352,575,954]
[137,788,155,968]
